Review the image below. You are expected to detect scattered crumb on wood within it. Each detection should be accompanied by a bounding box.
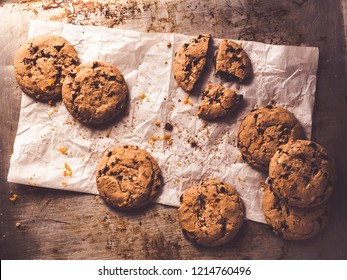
[9,194,18,202]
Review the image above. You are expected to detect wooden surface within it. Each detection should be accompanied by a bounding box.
[1,0,347,260]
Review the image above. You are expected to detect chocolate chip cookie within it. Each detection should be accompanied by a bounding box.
[215,39,252,82]
[262,187,329,240]
[178,179,245,247]
[62,61,128,125]
[96,145,162,210]
[237,105,305,170]
[268,140,336,208]
[198,84,243,120]
[13,34,79,101]
[173,34,210,92]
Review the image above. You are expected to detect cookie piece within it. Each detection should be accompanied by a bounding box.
[198,84,243,120]
[237,105,305,170]
[173,34,210,92]
[62,61,128,125]
[96,145,162,210]
[215,39,252,82]
[13,34,79,101]
[269,140,336,208]
[178,179,245,247]
[262,187,329,240]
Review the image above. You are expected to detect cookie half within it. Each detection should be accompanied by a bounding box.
[178,179,245,247]
[215,39,252,82]
[237,105,305,170]
[13,34,79,102]
[96,145,162,210]
[62,61,128,125]
[269,140,336,208]
[262,187,329,240]
[173,34,210,92]
[198,84,243,120]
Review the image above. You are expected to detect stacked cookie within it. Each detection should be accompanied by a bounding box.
[264,140,335,240]
[14,35,128,125]
[173,35,252,121]
[237,105,336,240]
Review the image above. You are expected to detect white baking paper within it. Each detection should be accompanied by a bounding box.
[8,20,319,223]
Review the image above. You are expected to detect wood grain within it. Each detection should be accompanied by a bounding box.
[1,0,347,259]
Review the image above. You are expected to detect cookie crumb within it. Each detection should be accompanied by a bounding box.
[237,176,246,182]
[15,222,21,228]
[61,181,67,187]
[166,41,172,48]
[9,194,18,202]
[139,92,147,100]
[183,94,193,106]
[153,121,161,126]
[58,146,68,155]
[163,134,171,140]
[105,127,113,138]
[63,163,73,176]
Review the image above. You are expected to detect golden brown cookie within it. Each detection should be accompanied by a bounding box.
[262,187,329,240]
[173,34,210,92]
[268,140,336,208]
[62,61,128,125]
[178,179,245,247]
[96,145,162,210]
[198,84,243,120]
[215,39,252,82]
[13,34,79,102]
[237,105,305,170]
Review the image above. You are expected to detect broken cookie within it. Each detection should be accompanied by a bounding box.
[173,34,210,92]
[96,145,162,210]
[215,39,252,82]
[178,179,245,247]
[198,84,243,120]
[62,61,128,125]
[13,34,79,101]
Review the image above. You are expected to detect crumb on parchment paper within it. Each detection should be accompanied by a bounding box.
[148,134,172,145]
[139,92,147,100]
[63,163,73,176]
[58,146,68,155]
[183,94,193,106]
[105,127,113,138]
[237,176,246,182]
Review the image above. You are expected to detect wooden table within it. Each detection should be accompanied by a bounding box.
[1,0,347,260]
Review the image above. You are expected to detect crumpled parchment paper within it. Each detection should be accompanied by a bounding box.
[8,20,319,223]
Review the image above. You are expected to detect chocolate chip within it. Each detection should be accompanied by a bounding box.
[164,123,173,132]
